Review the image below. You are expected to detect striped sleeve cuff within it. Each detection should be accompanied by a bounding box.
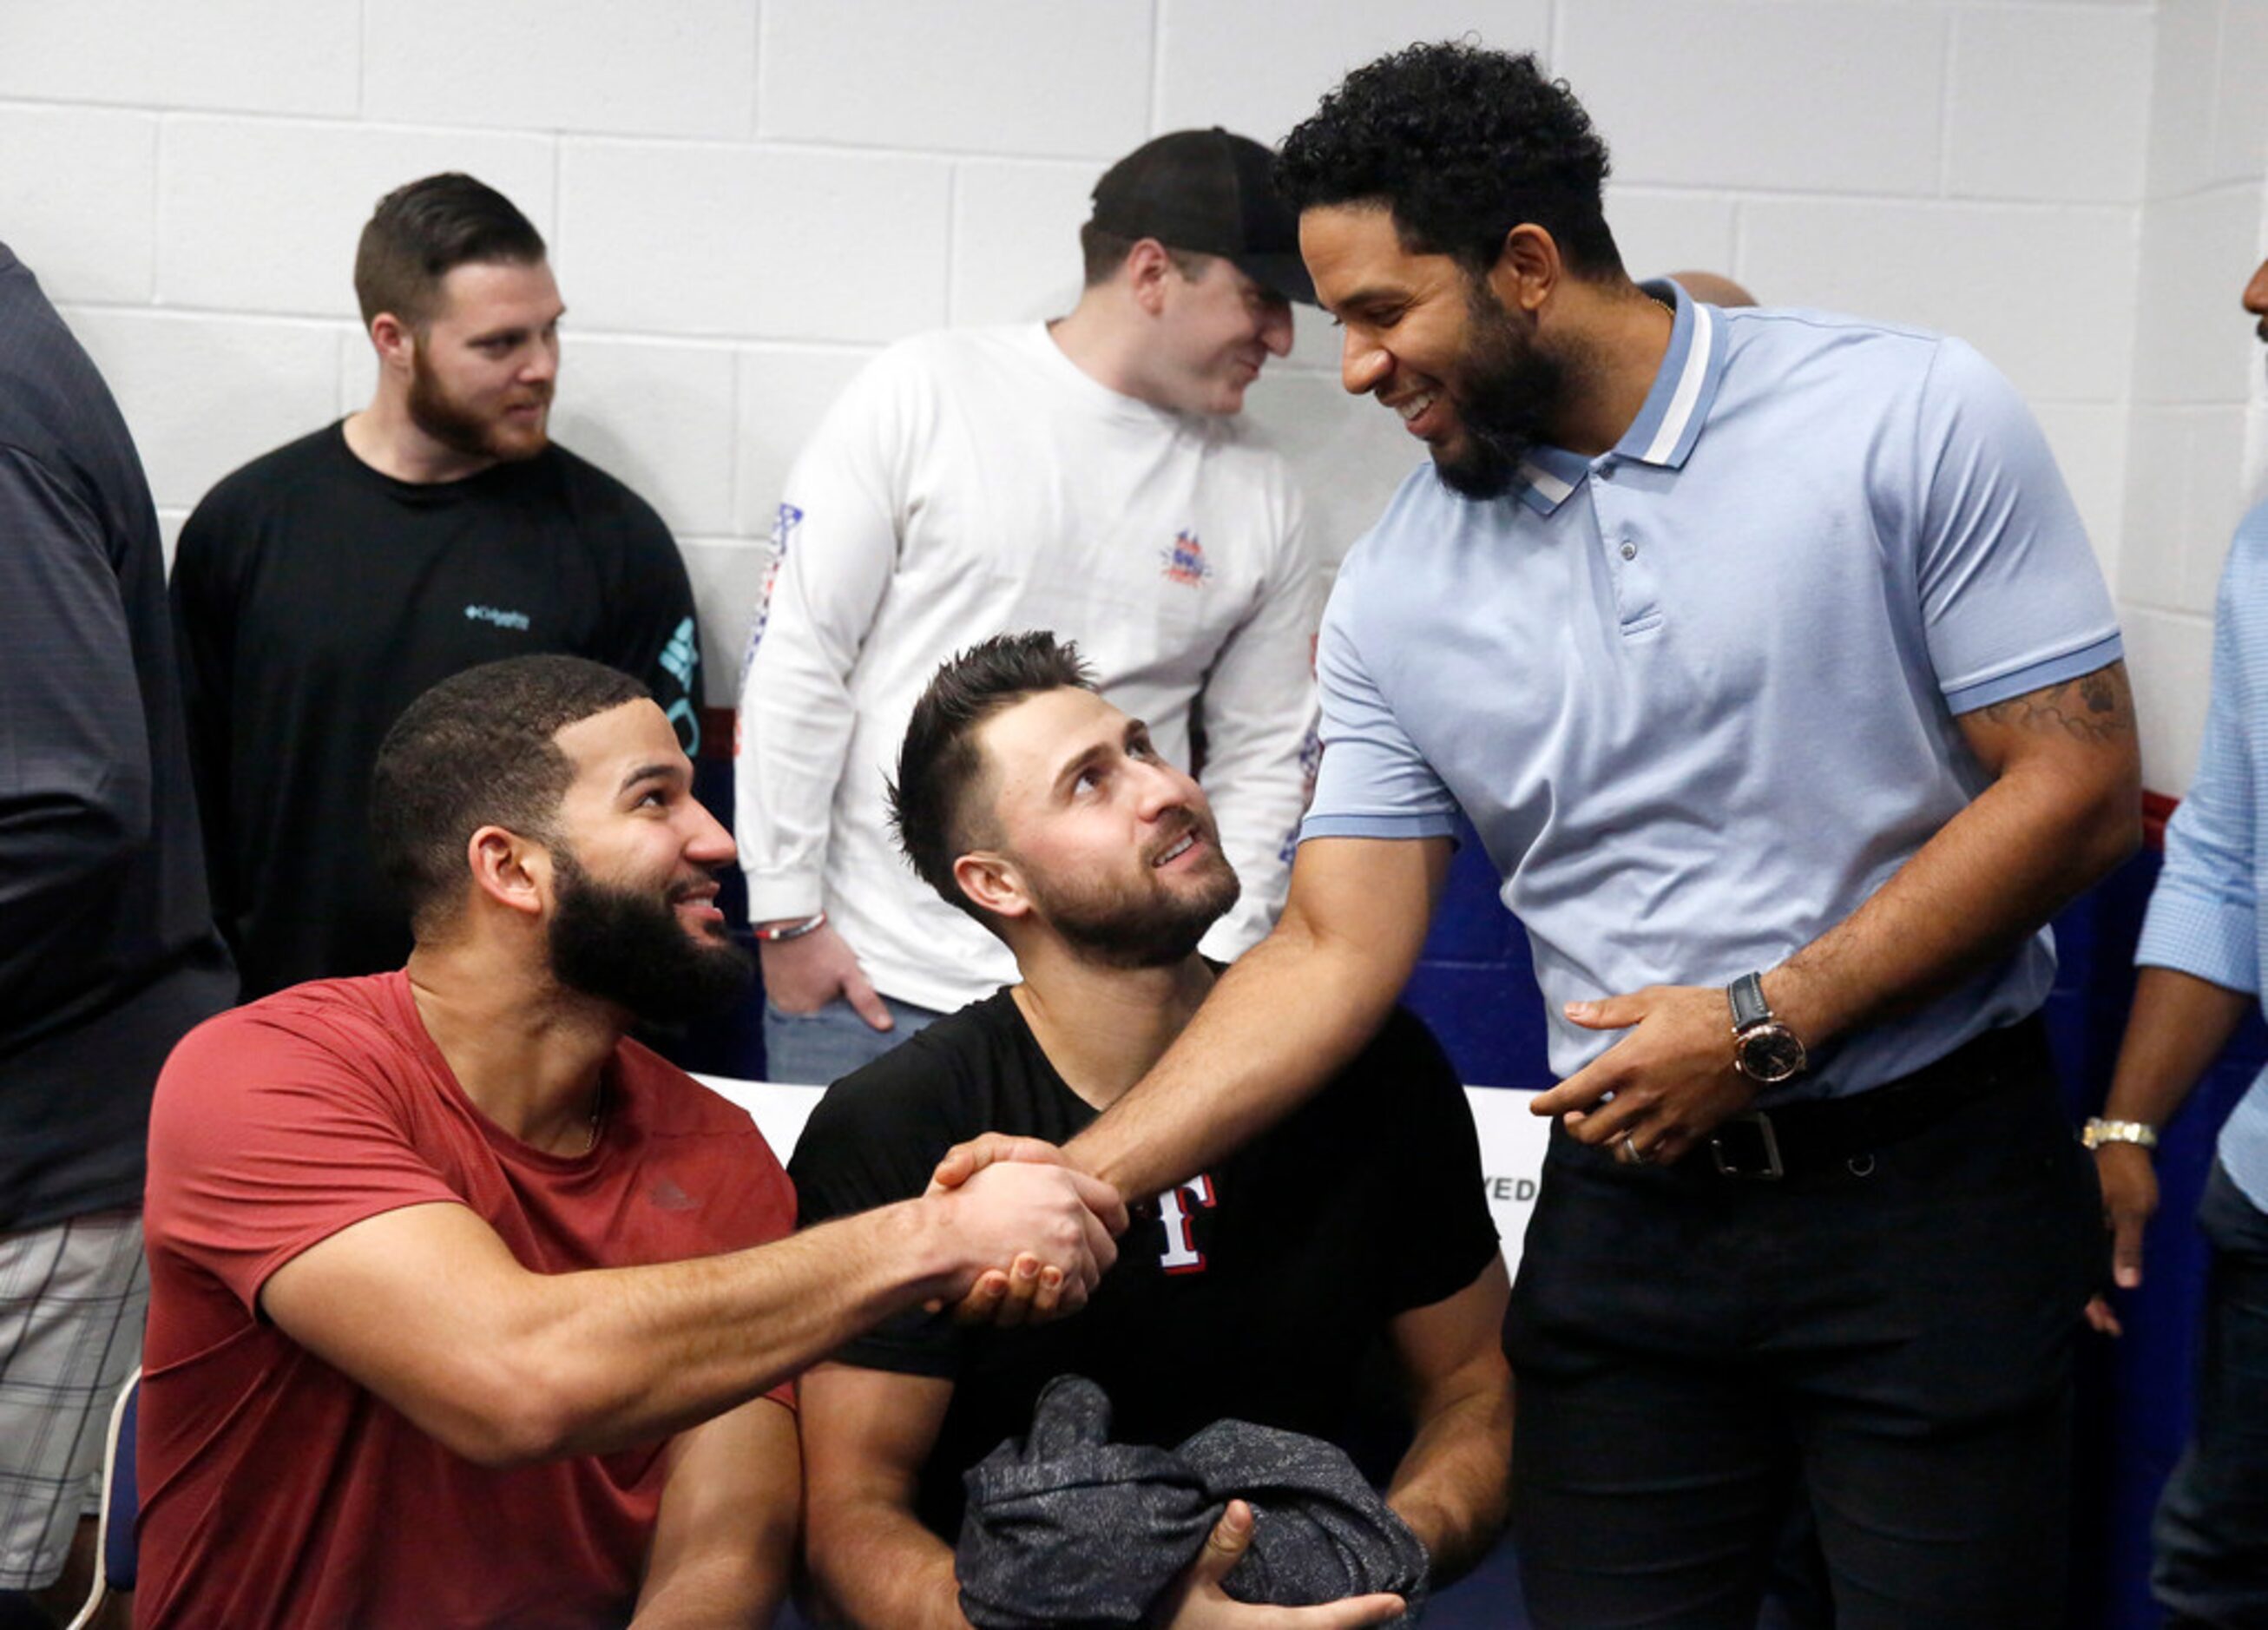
[1943,631,2125,715]
[1298,811,1465,845]
[2135,881,2261,996]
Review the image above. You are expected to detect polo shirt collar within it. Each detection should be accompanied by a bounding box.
[1512,277,1729,516]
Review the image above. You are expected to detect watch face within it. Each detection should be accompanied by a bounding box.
[1739,1025,1807,1083]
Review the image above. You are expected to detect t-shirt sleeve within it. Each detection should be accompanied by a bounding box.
[144,1009,468,1315]
[1298,577,1462,844]
[1908,338,2123,714]
[593,486,705,755]
[1187,470,1320,960]
[168,485,241,927]
[1365,1009,1502,1314]
[0,448,154,996]
[733,351,911,922]
[787,1048,970,1379]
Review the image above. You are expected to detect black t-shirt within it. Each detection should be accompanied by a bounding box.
[789,991,1501,1537]
[170,423,702,996]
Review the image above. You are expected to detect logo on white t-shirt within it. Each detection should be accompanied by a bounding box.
[740,503,804,687]
[1160,529,1211,587]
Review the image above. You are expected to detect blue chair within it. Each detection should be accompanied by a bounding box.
[62,1368,137,1630]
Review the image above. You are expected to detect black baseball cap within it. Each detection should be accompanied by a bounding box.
[1088,128,1317,306]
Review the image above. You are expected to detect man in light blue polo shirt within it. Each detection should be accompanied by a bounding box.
[2089,252,2268,1630]
[928,41,2144,1630]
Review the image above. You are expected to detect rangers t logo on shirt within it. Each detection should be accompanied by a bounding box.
[1155,1173,1216,1273]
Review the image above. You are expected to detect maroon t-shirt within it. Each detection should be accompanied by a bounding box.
[138,972,796,1630]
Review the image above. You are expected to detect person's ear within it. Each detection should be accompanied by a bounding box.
[1489,222,1561,316]
[466,825,549,919]
[369,311,418,377]
[1125,239,1176,317]
[952,851,1031,921]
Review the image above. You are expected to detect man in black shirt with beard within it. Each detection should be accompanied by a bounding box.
[791,634,1512,1629]
[171,172,702,997]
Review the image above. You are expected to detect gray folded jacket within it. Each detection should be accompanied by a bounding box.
[955,1374,1429,1628]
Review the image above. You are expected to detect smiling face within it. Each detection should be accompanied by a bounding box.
[1146,254,1296,417]
[1300,202,1571,498]
[541,700,752,1019]
[403,259,562,464]
[963,687,1239,969]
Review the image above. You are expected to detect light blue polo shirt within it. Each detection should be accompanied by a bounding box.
[2136,501,2268,1213]
[1304,280,2123,1101]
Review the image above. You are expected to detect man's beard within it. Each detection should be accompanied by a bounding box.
[1022,825,1242,970]
[407,348,549,463]
[546,848,754,1023]
[1431,279,1570,501]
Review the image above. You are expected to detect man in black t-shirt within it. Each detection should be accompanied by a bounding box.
[171,173,702,997]
[792,632,1511,1629]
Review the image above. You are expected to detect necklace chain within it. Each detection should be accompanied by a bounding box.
[579,1080,607,1156]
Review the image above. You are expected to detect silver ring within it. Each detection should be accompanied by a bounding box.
[1620,1133,1643,1164]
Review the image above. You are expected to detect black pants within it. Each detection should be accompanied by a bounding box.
[2154,1162,2268,1630]
[1507,1022,2098,1629]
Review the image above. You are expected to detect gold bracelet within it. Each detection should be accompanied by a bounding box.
[2081,1117,2158,1151]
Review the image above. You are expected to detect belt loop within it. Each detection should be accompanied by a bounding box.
[1709,1111,1785,1180]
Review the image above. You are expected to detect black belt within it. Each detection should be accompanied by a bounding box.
[1699,1015,2048,1180]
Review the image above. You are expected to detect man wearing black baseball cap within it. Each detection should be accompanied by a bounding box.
[735,128,1325,1087]
[1088,126,1318,308]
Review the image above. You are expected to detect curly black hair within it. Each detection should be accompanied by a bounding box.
[1275,42,1623,280]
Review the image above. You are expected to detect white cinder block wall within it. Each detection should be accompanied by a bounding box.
[2121,0,2268,792]
[0,0,2254,799]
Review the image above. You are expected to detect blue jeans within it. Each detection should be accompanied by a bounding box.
[762,994,943,1086]
[2154,1160,2268,1630]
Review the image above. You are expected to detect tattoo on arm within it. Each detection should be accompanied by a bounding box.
[1975,663,2136,744]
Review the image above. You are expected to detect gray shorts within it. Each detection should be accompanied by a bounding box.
[0,1209,146,1589]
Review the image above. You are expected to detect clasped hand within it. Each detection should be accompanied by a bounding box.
[1529,983,1758,1167]
[926,1134,1127,1326]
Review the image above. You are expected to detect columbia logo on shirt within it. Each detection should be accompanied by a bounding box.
[464,604,531,631]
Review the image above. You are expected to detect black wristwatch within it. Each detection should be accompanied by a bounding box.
[1728,971,1808,1085]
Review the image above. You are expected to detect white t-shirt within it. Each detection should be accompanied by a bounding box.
[735,323,1318,1015]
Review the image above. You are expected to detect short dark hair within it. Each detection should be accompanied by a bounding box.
[353,172,548,330]
[371,655,648,936]
[890,633,1095,925]
[1275,42,1624,281]
[1077,222,1213,288]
